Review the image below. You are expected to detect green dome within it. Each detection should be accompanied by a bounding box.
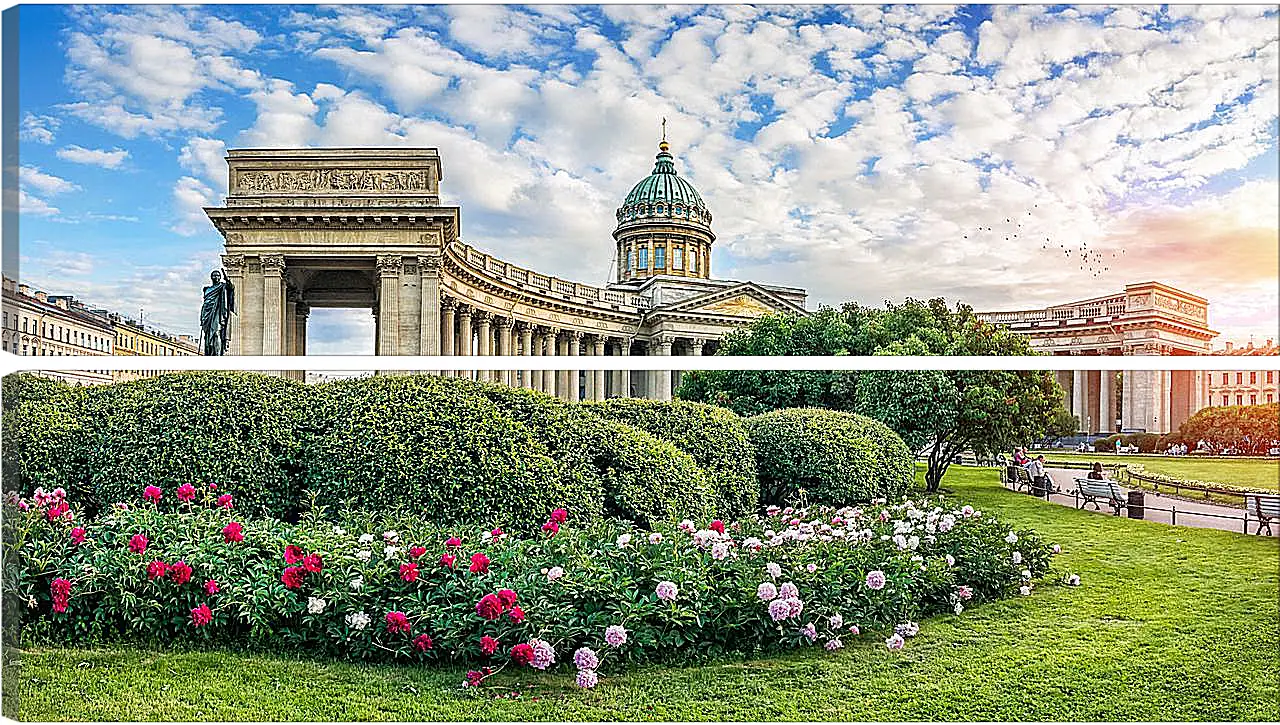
[616,142,712,228]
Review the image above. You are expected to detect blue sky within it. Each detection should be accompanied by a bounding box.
[14,4,1280,353]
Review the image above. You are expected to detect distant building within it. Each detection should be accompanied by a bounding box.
[1,276,197,386]
[1208,339,1279,407]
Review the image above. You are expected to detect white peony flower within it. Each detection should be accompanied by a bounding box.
[1005,532,1019,544]
[307,596,327,614]
[358,533,375,544]
[346,611,370,630]
[383,545,400,561]
[355,549,372,562]
[616,534,632,548]
[382,530,399,543]
[333,525,347,536]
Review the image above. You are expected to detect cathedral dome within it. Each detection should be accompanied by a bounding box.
[615,141,712,228]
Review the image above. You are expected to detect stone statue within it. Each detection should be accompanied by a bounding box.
[200,270,236,355]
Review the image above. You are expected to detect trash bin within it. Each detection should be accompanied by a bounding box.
[1127,490,1145,519]
[1032,475,1048,498]
[1005,465,1018,485]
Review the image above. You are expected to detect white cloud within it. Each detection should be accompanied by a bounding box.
[170,175,218,236]
[178,137,228,192]
[20,113,59,144]
[19,190,61,217]
[56,145,131,169]
[19,166,80,195]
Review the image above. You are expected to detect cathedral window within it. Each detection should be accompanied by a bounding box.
[655,246,666,269]
[638,247,648,269]
[673,248,683,269]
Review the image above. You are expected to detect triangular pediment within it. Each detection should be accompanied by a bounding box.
[656,282,806,319]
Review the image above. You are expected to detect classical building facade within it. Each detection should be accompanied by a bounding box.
[976,282,1218,433]
[1208,339,1278,408]
[1,277,115,386]
[204,144,807,399]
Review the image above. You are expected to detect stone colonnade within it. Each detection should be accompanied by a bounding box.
[1058,369,1207,434]
[438,298,703,401]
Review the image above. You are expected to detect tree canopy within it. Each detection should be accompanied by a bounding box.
[677,298,1068,491]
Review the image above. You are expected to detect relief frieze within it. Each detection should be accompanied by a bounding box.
[235,168,436,194]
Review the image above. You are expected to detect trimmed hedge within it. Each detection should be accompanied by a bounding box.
[304,375,596,531]
[587,398,759,520]
[456,381,715,526]
[746,408,915,506]
[2,375,91,500]
[3,372,309,519]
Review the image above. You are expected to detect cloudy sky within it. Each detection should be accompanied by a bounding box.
[15,3,1279,354]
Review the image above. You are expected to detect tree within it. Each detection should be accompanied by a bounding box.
[1178,403,1279,455]
[677,298,1065,492]
[1044,407,1080,444]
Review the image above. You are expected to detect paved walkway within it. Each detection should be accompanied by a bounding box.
[1024,467,1278,538]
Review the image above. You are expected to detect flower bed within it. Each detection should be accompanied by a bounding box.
[9,484,1059,690]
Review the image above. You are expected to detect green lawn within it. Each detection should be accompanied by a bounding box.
[1031,451,1279,492]
[13,466,1280,721]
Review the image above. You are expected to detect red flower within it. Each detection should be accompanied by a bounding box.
[469,552,490,574]
[209,483,218,491]
[480,635,500,655]
[413,633,434,652]
[128,534,149,554]
[302,553,323,573]
[510,643,534,666]
[409,546,427,559]
[216,494,233,509]
[284,545,304,564]
[147,560,168,580]
[204,579,220,595]
[50,578,72,613]
[465,670,485,687]
[190,603,212,627]
[541,520,559,536]
[222,522,244,544]
[385,611,411,635]
[709,520,725,534]
[446,537,462,548]
[46,501,70,521]
[168,560,193,585]
[551,508,568,524]
[70,527,86,546]
[507,605,526,623]
[490,528,503,538]
[143,485,162,503]
[400,562,420,583]
[281,566,306,589]
[176,483,196,502]
[475,593,504,620]
[440,553,457,569]
[496,588,518,608]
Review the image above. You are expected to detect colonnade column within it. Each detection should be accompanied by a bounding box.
[592,336,606,401]
[1097,370,1113,433]
[440,298,456,377]
[656,335,673,402]
[419,254,442,358]
[497,318,513,387]
[1072,369,1087,433]
[518,322,534,390]
[221,255,245,355]
[456,305,473,380]
[615,339,631,398]
[261,254,286,356]
[566,331,582,403]
[294,302,309,357]
[541,329,557,395]
[475,312,492,382]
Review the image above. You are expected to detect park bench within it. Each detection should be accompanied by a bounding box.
[1244,494,1280,536]
[1074,477,1127,515]
[1008,466,1032,492]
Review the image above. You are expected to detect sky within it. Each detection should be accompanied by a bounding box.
[14,3,1280,354]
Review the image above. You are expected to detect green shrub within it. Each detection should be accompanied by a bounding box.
[1092,434,1119,453]
[83,373,310,519]
[2,372,72,412]
[304,375,599,531]
[588,398,759,520]
[2,377,91,500]
[458,381,715,526]
[745,408,915,506]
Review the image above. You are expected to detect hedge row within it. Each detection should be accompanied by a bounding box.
[3,373,918,527]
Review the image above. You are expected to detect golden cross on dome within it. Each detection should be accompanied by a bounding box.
[661,117,667,141]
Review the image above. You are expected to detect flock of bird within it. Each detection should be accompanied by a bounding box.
[960,205,1122,278]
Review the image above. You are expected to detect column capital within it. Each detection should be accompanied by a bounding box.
[496,316,514,331]
[297,302,311,317]
[690,338,706,353]
[261,254,286,274]
[653,334,676,347]
[417,253,442,272]
[473,310,492,325]
[456,304,473,319]
[376,254,403,276]
[441,296,457,312]
[220,253,245,273]
[516,320,534,334]
[569,330,585,341]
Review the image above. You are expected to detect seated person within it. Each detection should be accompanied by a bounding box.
[1025,455,1055,490]
[1013,448,1030,466]
[1087,462,1106,480]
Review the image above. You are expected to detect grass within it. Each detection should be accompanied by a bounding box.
[13,466,1280,721]
[1032,451,1279,492]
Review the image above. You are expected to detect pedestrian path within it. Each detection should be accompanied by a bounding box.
[1030,467,1278,538]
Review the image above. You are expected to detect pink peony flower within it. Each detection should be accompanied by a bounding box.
[168,560,193,585]
[480,635,500,655]
[510,644,534,666]
[147,560,168,580]
[779,582,799,599]
[709,520,725,534]
[576,669,599,689]
[573,647,600,670]
[801,623,818,641]
[143,485,162,503]
[284,545,304,565]
[496,588,518,607]
[956,585,973,600]
[190,603,212,627]
[507,605,526,623]
[409,546,427,559]
[529,638,556,669]
[546,566,564,581]
[176,484,196,502]
[440,553,456,569]
[281,567,306,589]
[865,570,887,591]
[550,508,568,524]
[222,522,244,544]
[385,611,411,635]
[302,553,323,573]
[414,633,433,652]
[655,581,678,602]
[604,624,627,647]
[648,532,663,545]
[806,563,818,573]
[767,598,791,622]
[475,593,504,620]
[400,562,420,583]
[824,638,843,651]
[885,634,905,650]
[216,494,233,509]
[757,582,778,601]
[446,537,462,548]
[204,579,220,595]
[848,624,861,635]
[541,520,560,536]
[50,578,72,613]
[70,527,86,546]
[469,552,490,574]
[128,534,149,555]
